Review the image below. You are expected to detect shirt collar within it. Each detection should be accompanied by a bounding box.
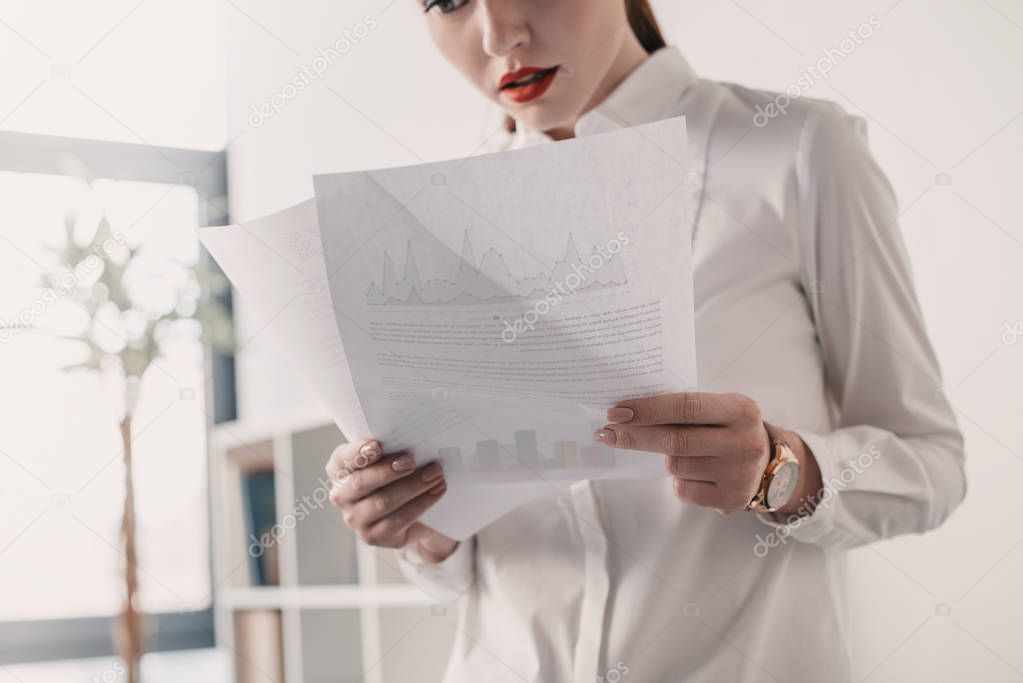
[511,46,698,143]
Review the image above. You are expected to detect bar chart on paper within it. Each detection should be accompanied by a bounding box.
[437,423,618,482]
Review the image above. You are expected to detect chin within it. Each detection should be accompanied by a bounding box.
[507,101,578,135]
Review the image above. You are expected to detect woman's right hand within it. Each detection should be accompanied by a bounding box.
[326,438,458,564]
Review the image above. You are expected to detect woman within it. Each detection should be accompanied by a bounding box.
[326,1,967,681]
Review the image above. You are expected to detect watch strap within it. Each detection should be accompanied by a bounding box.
[746,424,783,512]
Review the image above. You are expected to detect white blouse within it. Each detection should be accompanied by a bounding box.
[397,46,966,683]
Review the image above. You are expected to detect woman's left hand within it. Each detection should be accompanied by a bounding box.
[595,392,818,515]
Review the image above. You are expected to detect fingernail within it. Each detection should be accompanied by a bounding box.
[428,480,447,495]
[595,428,616,445]
[606,407,634,424]
[360,442,381,459]
[421,463,444,482]
[392,454,416,471]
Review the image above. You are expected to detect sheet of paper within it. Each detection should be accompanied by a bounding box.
[199,200,370,441]
[311,116,697,540]
[201,118,697,540]
[201,204,557,540]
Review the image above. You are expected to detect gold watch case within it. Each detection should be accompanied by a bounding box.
[747,430,800,513]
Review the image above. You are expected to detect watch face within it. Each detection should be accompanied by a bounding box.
[766,460,799,509]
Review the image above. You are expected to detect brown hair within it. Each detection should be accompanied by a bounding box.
[504,0,666,132]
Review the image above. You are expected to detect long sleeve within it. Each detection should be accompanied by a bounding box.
[761,102,967,548]
[396,537,476,604]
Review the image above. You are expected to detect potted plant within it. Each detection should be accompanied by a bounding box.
[43,180,233,683]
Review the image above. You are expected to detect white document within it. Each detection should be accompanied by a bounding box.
[202,116,697,541]
[200,199,371,441]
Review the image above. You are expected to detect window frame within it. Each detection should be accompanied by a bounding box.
[0,129,236,665]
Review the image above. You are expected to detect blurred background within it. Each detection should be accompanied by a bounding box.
[0,1,1020,681]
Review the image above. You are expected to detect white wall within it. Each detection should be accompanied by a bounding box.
[223,0,492,424]
[223,1,1023,680]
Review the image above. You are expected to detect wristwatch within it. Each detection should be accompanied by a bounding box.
[746,424,800,513]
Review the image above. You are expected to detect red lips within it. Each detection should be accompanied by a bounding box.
[498,66,559,104]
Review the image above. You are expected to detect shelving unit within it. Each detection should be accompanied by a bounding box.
[208,410,455,683]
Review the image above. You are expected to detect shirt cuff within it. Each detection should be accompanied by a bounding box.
[754,428,843,546]
[397,537,475,604]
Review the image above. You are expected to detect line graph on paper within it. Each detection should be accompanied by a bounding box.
[366,230,628,305]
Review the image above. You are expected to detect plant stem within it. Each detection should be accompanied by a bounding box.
[118,415,142,683]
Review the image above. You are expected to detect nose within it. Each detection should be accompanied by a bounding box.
[479,0,528,58]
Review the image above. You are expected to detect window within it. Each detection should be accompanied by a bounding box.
[0,138,230,664]
[0,171,210,616]
[1,0,230,661]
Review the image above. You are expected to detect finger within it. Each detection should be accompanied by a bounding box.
[330,451,418,506]
[362,480,448,548]
[595,424,729,456]
[326,439,382,481]
[666,450,766,505]
[406,523,458,561]
[349,462,446,526]
[664,454,719,482]
[672,478,721,507]
[404,522,437,548]
[673,477,752,511]
[609,392,759,427]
